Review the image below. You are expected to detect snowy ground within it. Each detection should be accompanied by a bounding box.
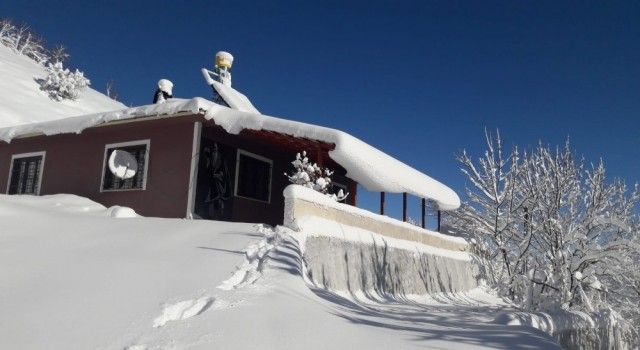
[0,195,559,349]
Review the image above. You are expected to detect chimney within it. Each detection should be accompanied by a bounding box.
[214,51,234,86]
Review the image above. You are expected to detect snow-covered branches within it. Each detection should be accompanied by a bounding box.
[40,62,90,101]
[1,17,91,101]
[286,151,348,202]
[452,131,640,343]
[1,18,49,64]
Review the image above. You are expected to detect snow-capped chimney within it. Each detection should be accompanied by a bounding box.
[214,51,233,86]
[153,79,173,104]
[200,51,234,103]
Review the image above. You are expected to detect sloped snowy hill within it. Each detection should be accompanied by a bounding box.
[0,195,559,349]
[0,44,125,128]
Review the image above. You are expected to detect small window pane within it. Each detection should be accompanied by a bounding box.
[236,153,271,202]
[9,155,43,195]
[102,144,147,191]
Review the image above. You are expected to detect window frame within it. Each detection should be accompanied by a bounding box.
[6,151,46,195]
[100,139,150,193]
[233,149,273,204]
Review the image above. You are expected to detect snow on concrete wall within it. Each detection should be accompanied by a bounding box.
[284,185,481,295]
[302,235,480,295]
[284,185,467,253]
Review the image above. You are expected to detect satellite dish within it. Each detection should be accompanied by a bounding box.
[108,150,138,180]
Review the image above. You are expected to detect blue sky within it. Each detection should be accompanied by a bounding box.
[2,1,639,219]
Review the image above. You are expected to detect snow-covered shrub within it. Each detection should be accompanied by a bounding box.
[286,151,348,202]
[40,61,90,101]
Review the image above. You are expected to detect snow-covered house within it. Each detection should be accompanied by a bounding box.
[0,53,460,227]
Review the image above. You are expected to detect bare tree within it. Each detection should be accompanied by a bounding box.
[106,79,119,101]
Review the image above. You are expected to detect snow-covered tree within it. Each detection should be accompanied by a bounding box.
[49,44,70,63]
[453,131,640,344]
[40,61,90,101]
[286,151,348,202]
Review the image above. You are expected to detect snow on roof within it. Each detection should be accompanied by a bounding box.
[0,97,460,210]
[211,81,260,113]
[0,45,126,128]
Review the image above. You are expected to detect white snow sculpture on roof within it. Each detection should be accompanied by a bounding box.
[108,150,138,180]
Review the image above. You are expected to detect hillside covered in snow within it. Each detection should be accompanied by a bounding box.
[0,194,560,350]
[0,44,124,128]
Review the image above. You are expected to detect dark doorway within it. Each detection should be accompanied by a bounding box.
[194,139,235,220]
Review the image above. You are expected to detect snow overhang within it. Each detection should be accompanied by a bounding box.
[0,97,460,210]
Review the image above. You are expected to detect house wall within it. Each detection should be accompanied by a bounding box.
[0,114,357,224]
[0,116,198,218]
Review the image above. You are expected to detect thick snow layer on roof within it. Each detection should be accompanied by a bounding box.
[0,97,460,210]
[0,44,125,128]
[212,81,260,113]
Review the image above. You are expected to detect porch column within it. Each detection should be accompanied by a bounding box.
[437,210,442,232]
[421,198,426,229]
[380,192,385,215]
[402,192,408,222]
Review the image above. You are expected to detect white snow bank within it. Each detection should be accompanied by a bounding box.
[494,310,632,349]
[0,194,558,349]
[0,44,125,128]
[0,97,459,210]
[0,193,136,218]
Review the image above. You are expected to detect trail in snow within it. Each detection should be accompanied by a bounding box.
[217,224,280,291]
[150,224,279,331]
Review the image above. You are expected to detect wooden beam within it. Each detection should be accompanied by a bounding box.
[403,192,408,222]
[380,192,385,215]
[421,198,426,229]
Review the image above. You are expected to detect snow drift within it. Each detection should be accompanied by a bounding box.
[0,194,559,349]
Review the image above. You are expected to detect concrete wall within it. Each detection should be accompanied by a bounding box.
[303,236,480,295]
[284,191,468,252]
[284,186,480,295]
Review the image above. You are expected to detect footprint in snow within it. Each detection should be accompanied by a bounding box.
[153,296,214,328]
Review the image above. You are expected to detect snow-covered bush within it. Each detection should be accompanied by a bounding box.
[286,151,348,202]
[40,61,90,101]
[452,130,640,346]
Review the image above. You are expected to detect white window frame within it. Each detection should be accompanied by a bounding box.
[100,139,150,192]
[6,151,46,195]
[234,149,273,204]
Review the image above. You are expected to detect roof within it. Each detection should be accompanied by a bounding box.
[0,44,126,128]
[0,97,460,210]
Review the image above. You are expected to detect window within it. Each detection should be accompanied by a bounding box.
[234,150,272,203]
[101,140,149,191]
[7,152,46,195]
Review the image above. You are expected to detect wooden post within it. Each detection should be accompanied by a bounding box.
[316,146,324,167]
[437,210,442,232]
[380,192,385,215]
[402,192,408,222]
[421,198,426,229]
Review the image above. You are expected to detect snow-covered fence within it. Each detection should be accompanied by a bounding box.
[284,185,467,252]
